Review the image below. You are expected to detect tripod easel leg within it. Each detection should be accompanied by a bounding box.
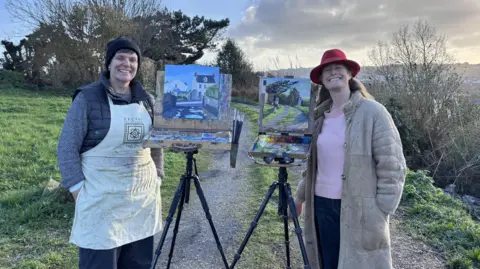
[278,182,292,269]
[229,181,279,269]
[150,176,187,269]
[282,206,291,269]
[166,176,189,269]
[284,183,311,269]
[192,174,229,268]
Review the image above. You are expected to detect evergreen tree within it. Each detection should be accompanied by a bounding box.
[215,38,255,89]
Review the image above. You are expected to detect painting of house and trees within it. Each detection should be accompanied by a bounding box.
[163,64,221,120]
[261,78,311,133]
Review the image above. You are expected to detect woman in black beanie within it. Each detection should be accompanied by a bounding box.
[57,37,164,269]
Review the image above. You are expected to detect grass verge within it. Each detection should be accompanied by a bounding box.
[231,103,304,268]
[231,96,258,106]
[263,105,285,124]
[233,164,303,269]
[279,106,297,125]
[0,87,209,268]
[295,106,309,117]
[401,170,480,269]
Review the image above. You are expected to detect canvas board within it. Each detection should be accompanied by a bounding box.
[258,77,315,135]
[163,64,220,120]
[153,65,232,132]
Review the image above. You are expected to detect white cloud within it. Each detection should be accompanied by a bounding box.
[228,0,480,70]
[241,5,257,24]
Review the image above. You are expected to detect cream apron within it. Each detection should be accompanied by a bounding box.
[70,96,162,250]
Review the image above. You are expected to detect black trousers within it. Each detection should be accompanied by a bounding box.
[79,236,154,269]
[314,195,341,269]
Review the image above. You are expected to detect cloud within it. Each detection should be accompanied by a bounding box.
[228,0,480,69]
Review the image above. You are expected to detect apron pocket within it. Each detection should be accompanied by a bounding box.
[361,198,390,251]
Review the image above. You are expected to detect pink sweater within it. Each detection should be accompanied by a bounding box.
[315,109,346,199]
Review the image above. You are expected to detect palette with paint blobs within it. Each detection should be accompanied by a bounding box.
[249,134,312,160]
[143,129,232,151]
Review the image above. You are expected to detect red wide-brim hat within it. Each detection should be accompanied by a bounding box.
[309,49,361,85]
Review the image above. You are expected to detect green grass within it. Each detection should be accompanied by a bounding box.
[232,104,260,126]
[0,87,209,268]
[401,170,480,269]
[278,106,297,125]
[234,164,303,269]
[231,96,258,106]
[295,106,309,117]
[231,103,304,268]
[263,105,285,124]
[0,88,73,192]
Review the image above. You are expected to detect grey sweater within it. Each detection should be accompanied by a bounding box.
[56,91,164,191]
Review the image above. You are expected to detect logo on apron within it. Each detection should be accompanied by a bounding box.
[123,117,145,145]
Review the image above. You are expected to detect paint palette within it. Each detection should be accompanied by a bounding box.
[249,134,312,160]
[143,129,232,151]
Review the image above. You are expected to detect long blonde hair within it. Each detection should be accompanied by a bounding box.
[317,78,374,106]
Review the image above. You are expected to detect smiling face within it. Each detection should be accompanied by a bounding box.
[320,63,352,91]
[108,49,138,84]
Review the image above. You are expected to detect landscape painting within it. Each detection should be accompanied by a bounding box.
[260,78,312,133]
[162,64,220,120]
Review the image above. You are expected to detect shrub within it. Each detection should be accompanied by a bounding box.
[0,70,30,90]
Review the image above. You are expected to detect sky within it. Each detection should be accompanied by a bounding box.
[1,0,480,70]
[164,64,220,91]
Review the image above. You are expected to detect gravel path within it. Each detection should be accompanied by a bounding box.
[287,106,308,131]
[390,208,447,269]
[153,119,254,269]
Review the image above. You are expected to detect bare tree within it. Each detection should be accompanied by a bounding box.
[4,0,160,26]
[368,19,480,195]
[3,0,229,88]
[3,0,161,85]
[264,54,303,78]
[85,0,161,18]
[369,20,465,151]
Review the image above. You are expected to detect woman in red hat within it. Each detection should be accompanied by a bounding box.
[293,49,407,269]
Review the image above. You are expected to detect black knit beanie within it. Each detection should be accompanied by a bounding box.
[104,37,142,70]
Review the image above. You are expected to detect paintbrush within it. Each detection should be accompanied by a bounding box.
[230,109,242,168]
[232,108,237,141]
[233,111,245,144]
[234,113,244,144]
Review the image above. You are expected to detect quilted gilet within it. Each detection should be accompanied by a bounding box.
[72,72,154,154]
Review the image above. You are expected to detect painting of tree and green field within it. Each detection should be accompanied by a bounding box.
[261,78,312,133]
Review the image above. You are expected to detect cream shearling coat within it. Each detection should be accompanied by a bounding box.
[294,90,407,269]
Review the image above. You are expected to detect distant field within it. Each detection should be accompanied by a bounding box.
[460,83,480,97]
[0,87,208,268]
